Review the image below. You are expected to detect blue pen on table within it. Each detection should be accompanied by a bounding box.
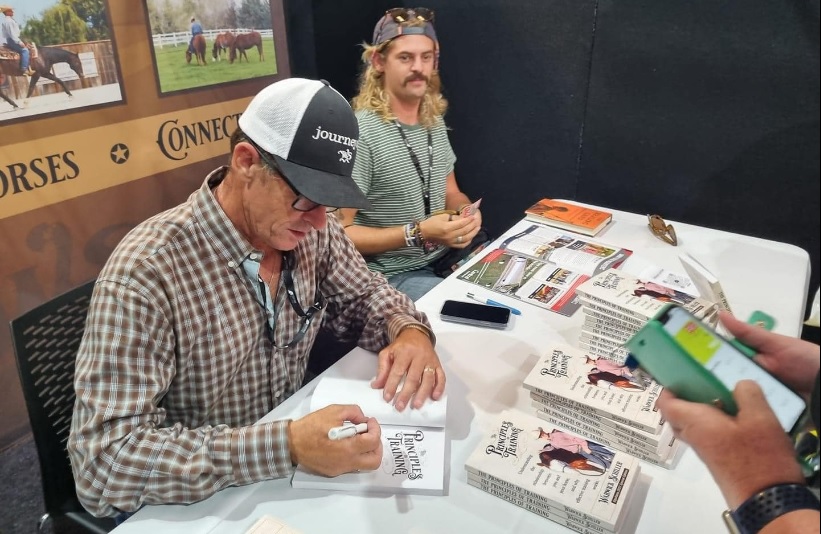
[466,292,521,315]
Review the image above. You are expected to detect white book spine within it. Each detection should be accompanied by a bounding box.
[583,309,644,335]
[467,476,614,534]
[582,318,634,342]
[524,383,661,435]
[531,391,667,445]
[575,291,654,321]
[464,466,612,529]
[580,300,646,328]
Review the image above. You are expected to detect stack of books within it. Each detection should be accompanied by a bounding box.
[523,343,679,468]
[465,408,641,534]
[574,268,718,362]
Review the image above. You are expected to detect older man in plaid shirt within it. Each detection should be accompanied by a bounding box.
[68,78,446,518]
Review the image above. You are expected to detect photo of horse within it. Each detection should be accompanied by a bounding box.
[211,31,234,61]
[0,0,123,122]
[144,0,280,95]
[228,31,263,64]
[185,33,207,65]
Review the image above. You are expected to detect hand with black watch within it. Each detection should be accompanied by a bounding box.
[657,311,820,534]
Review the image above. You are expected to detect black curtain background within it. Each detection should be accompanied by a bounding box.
[285,0,820,318]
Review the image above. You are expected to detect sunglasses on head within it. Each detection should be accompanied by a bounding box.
[386,7,434,23]
[374,7,436,46]
[245,138,338,214]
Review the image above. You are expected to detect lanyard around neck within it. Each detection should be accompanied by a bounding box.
[393,120,433,216]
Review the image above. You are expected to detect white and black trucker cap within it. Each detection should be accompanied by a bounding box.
[238,78,371,210]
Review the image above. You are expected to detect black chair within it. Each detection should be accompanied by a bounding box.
[9,279,116,534]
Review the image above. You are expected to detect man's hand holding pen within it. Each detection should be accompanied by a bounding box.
[288,404,382,476]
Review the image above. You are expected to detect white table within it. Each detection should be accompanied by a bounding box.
[113,205,810,534]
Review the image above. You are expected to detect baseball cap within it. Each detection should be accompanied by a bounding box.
[238,78,371,210]
[372,7,438,46]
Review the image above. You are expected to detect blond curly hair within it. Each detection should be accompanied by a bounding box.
[351,38,448,128]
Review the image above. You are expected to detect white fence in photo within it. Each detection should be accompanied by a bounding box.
[152,28,274,48]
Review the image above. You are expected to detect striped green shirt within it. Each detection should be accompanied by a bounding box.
[352,110,456,276]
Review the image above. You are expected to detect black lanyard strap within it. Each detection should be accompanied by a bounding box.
[394,120,433,216]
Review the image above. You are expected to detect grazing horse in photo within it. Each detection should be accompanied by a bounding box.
[229,31,264,64]
[211,32,234,61]
[0,72,19,109]
[25,46,85,99]
[185,34,207,66]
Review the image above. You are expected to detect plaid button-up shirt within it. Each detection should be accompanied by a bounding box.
[69,167,432,517]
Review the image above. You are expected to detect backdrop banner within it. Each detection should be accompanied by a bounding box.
[0,0,290,450]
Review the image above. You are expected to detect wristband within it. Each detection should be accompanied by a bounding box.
[403,223,416,248]
[722,483,819,534]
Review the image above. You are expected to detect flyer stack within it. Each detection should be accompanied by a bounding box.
[523,343,679,468]
[465,408,641,534]
[574,268,719,362]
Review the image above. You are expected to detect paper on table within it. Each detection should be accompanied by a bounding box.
[309,376,448,428]
[245,515,303,534]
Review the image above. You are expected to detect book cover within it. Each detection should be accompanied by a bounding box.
[679,252,733,313]
[290,376,448,495]
[465,409,640,531]
[523,343,664,434]
[575,269,717,322]
[456,224,631,316]
[524,198,612,237]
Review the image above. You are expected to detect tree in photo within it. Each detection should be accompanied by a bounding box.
[23,4,87,46]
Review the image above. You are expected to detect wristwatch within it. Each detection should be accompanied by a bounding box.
[722,483,819,534]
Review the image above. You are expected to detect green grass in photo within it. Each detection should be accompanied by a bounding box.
[153,37,278,93]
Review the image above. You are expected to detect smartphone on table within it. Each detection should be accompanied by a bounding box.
[625,304,806,433]
[440,300,511,329]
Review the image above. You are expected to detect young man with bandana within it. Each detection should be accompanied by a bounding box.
[339,8,483,301]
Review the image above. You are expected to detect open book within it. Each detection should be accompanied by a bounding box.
[457,224,632,316]
[290,376,448,495]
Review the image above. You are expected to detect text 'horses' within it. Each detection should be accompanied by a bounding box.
[229,32,264,64]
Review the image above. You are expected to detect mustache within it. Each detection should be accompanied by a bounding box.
[403,74,429,85]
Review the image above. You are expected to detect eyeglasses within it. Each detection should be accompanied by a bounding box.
[647,214,677,246]
[247,139,339,214]
[256,254,326,349]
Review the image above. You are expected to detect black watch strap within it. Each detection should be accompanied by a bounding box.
[722,483,819,534]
